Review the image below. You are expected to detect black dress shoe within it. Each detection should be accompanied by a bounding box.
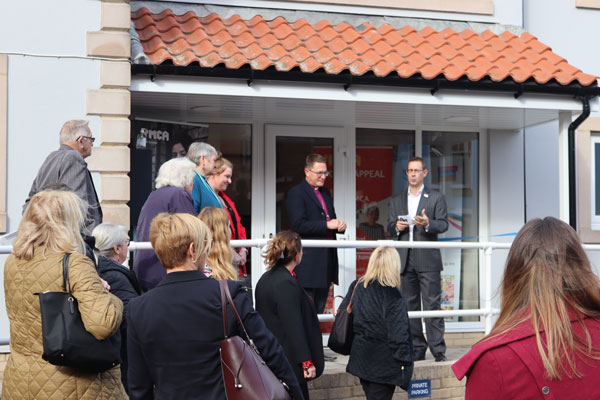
[413,352,426,361]
[434,353,447,362]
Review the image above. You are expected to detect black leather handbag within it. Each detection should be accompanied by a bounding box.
[219,280,291,400]
[35,253,121,373]
[328,280,359,356]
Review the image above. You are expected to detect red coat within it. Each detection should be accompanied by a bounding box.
[452,314,600,400]
[219,192,248,275]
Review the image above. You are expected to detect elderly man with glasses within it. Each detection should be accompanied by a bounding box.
[286,153,346,314]
[23,119,102,232]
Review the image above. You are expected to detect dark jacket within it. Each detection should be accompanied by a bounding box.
[386,186,448,273]
[127,271,303,400]
[96,255,142,393]
[453,313,600,400]
[255,264,325,383]
[286,180,341,288]
[132,186,197,291]
[339,280,413,390]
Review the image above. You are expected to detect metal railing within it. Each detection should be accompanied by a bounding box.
[0,239,512,347]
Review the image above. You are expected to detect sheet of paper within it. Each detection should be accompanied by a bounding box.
[397,215,413,225]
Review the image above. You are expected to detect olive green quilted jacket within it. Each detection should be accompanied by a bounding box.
[2,249,127,399]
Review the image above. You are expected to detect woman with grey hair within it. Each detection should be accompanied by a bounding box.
[187,141,223,212]
[132,158,197,291]
[92,222,141,394]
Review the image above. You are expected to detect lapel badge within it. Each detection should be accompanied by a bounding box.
[424,193,429,198]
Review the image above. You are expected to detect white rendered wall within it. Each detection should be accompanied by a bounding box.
[0,0,102,348]
[488,129,525,308]
[524,121,560,221]
[0,1,100,56]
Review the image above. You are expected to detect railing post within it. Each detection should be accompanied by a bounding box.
[484,246,493,335]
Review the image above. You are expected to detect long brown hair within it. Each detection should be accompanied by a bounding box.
[198,207,237,280]
[488,217,600,379]
[262,231,302,270]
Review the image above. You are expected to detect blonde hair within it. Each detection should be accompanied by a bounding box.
[13,190,86,260]
[198,207,237,280]
[149,213,212,269]
[262,231,302,270]
[214,157,233,175]
[487,217,600,379]
[362,247,401,288]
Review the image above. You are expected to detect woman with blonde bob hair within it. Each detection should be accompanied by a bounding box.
[198,207,237,280]
[3,190,126,399]
[126,214,303,399]
[255,231,325,400]
[336,246,413,400]
[453,217,600,399]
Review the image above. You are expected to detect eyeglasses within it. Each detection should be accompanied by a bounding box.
[78,135,96,143]
[309,170,330,177]
[406,169,423,174]
[125,239,130,246]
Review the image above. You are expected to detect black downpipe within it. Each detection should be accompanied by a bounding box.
[568,96,591,230]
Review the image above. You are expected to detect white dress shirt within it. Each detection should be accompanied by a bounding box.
[407,185,424,242]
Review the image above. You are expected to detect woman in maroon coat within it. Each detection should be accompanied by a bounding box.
[453,217,600,400]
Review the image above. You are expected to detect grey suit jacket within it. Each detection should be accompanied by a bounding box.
[24,145,102,232]
[387,187,448,273]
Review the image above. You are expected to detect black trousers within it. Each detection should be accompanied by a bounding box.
[300,381,310,400]
[359,378,395,400]
[401,250,446,357]
[304,287,329,314]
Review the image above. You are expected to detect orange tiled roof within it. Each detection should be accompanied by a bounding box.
[132,8,598,87]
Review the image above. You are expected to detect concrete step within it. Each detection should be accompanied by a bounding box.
[308,348,469,400]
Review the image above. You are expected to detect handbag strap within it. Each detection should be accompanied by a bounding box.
[219,280,251,341]
[62,253,72,294]
[347,278,360,314]
[219,280,229,338]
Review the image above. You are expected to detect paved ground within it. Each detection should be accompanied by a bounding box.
[322,346,470,374]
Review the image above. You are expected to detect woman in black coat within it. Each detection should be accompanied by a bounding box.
[127,213,303,400]
[92,222,142,393]
[256,231,325,400]
[337,246,414,400]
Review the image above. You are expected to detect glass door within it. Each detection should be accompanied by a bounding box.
[259,125,350,312]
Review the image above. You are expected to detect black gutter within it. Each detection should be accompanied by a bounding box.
[568,96,592,230]
[131,64,600,97]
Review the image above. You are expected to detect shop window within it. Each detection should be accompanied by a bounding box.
[591,135,600,230]
[129,119,252,240]
[422,131,479,320]
[0,54,6,233]
[355,128,415,277]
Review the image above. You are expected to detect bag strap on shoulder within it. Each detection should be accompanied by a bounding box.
[219,280,228,338]
[347,278,361,314]
[62,254,72,294]
[219,280,251,341]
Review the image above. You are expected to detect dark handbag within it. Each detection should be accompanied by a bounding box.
[328,280,359,355]
[35,253,121,373]
[219,280,291,400]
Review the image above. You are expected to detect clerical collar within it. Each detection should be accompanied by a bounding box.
[309,184,320,191]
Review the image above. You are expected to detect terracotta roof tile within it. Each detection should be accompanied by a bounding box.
[132,8,598,87]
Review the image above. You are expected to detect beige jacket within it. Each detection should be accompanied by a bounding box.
[2,248,127,399]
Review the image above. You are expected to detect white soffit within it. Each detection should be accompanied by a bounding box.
[131,75,587,113]
[132,91,564,130]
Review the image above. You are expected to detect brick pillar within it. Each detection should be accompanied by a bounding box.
[85,1,131,227]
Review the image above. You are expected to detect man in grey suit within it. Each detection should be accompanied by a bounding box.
[24,119,102,233]
[387,156,448,362]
